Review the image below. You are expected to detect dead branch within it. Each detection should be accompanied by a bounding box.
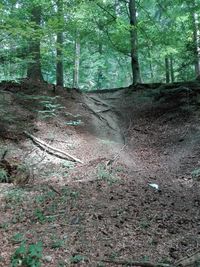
[24,131,83,164]
[99,259,172,267]
[106,145,127,166]
[175,250,200,267]
[48,185,62,196]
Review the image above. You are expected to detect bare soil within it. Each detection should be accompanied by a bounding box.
[0,80,200,267]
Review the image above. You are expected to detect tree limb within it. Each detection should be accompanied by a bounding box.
[24,131,83,163]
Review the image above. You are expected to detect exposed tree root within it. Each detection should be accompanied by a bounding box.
[24,131,83,163]
[99,259,172,267]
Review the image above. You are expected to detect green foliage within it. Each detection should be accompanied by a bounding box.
[70,255,86,264]
[191,168,200,180]
[11,233,25,244]
[0,0,200,86]
[11,241,43,267]
[0,168,9,183]
[34,208,46,223]
[97,164,119,184]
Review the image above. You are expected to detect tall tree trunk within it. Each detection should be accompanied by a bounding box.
[97,42,103,88]
[128,0,141,84]
[193,12,200,76]
[73,32,80,88]
[56,0,64,86]
[148,49,154,81]
[170,55,175,82]
[165,56,170,83]
[27,5,43,81]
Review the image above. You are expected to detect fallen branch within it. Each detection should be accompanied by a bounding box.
[99,259,172,267]
[24,131,83,164]
[175,250,200,267]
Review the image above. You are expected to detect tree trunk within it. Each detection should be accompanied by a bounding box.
[170,55,175,82]
[97,42,103,89]
[165,56,170,83]
[193,12,200,76]
[128,0,141,84]
[56,0,64,87]
[27,5,43,81]
[73,32,80,88]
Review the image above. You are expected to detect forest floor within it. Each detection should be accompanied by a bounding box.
[0,80,200,267]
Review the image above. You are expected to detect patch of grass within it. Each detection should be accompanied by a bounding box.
[62,160,75,169]
[4,188,26,205]
[191,168,200,180]
[0,168,9,183]
[70,255,86,264]
[50,237,65,249]
[11,233,25,244]
[11,241,43,267]
[34,208,46,224]
[139,219,150,229]
[97,164,119,185]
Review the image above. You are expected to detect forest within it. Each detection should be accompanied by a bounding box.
[1,0,200,267]
[1,0,200,88]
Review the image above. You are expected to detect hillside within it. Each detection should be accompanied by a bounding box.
[0,80,200,267]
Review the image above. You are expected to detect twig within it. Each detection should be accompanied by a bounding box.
[106,145,127,166]
[99,259,172,267]
[24,131,83,164]
[48,185,62,196]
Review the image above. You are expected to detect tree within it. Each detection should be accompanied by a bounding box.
[56,0,64,86]
[128,0,141,84]
[27,3,44,81]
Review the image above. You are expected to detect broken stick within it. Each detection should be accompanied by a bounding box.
[24,131,83,164]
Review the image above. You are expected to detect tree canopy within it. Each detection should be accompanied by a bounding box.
[0,0,200,89]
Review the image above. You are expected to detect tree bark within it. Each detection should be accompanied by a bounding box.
[97,42,103,88]
[73,32,80,88]
[165,56,170,83]
[170,55,175,82]
[56,0,64,87]
[128,0,141,84]
[193,12,200,76]
[27,5,44,81]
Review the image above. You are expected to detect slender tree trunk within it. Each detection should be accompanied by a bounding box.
[56,0,64,86]
[148,49,154,81]
[73,32,80,88]
[128,0,141,84]
[97,42,103,88]
[165,56,170,83]
[193,12,200,76]
[27,5,43,81]
[170,55,175,82]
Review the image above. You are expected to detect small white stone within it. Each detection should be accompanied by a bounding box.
[43,255,52,262]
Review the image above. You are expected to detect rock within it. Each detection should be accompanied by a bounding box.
[43,255,52,262]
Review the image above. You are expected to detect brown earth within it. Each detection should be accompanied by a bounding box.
[0,80,200,266]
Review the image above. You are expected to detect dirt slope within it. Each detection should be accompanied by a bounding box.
[0,80,200,266]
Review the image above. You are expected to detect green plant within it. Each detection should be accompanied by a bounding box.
[11,241,43,267]
[191,169,200,180]
[70,255,86,264]
[5,188,26,205]
[62,161,75,169]
[139,220,150,229]
[0,168,8,182]
[11,233,25,244]
[97,164,119,185]
[34,208,46,223]
[50,238,64,249]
